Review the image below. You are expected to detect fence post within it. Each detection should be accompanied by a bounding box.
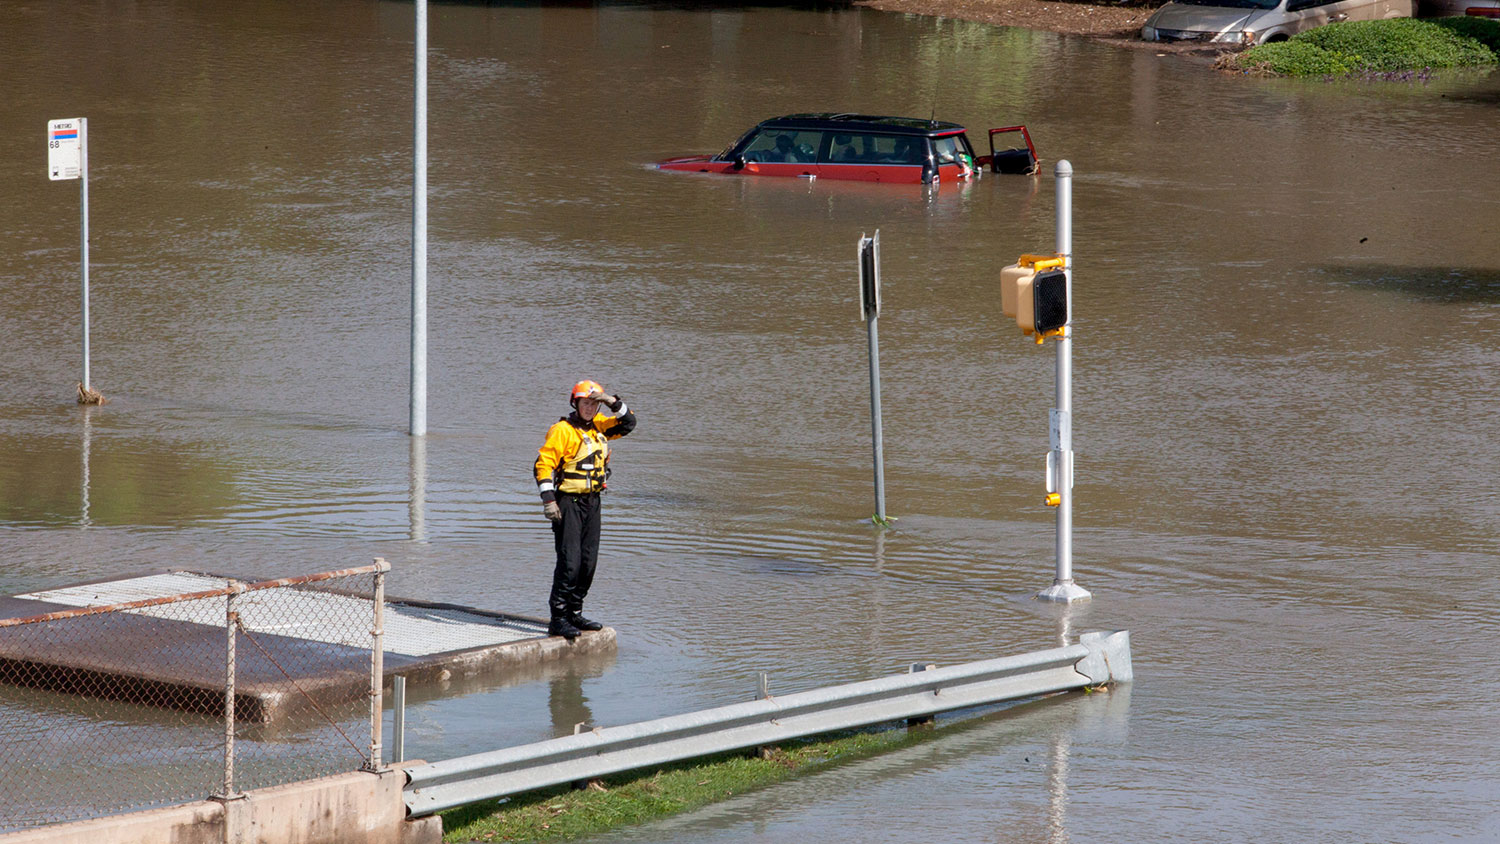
[367,559,389,771]
[221,581,244,798]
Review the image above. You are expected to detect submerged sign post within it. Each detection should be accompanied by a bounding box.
[858,231,888,526]
[48,118,92,395]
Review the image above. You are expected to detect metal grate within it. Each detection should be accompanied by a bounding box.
[21,573,543,657]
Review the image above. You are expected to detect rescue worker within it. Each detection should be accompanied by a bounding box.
[533,380,636,640]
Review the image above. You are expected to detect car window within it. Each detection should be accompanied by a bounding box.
[1176,0,1278,8]
[741,130,821,164]
[932,135,967,165]
[822,133,923,165]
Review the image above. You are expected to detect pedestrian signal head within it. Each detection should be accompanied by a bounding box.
[570,379,603,406]
[1027,269,1069,336]
[1005,255,1068,340]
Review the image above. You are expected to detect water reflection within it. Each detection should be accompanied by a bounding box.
[1038,679,1133,844]
[0,424,241,527]
[549,670,596,739]
[1044,607,1076,841]
[1044,727,1072,844]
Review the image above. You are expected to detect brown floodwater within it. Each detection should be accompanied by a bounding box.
[2,1,1498,840]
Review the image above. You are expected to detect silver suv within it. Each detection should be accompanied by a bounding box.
[1141,0,1415,46]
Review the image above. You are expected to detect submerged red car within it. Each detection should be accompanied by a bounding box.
[657,113,1038,185]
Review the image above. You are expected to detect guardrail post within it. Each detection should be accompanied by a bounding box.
[905,663,936,728]
[392,676,407,764]
[367,560,388,771]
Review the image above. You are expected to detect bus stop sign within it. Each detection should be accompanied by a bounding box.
[48,118,83,181]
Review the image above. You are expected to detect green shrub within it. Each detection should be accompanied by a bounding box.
[1237,40,1355,76]
[1233,18,1500,76]
[1300,18,1495,72]
[1429,15,1500,55]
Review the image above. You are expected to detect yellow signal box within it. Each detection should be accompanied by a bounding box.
[1002,254,1066,337]
[1000,262,1032,319]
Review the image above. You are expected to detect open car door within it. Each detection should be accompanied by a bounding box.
[981,126,1039,175]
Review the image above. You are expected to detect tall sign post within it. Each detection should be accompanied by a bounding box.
[1036,160,1089,603]
[858,231,889,526]
[49,118,95,399]
[410,0,428,437]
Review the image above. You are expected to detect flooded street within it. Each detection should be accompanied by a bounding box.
[2,1,1499,840]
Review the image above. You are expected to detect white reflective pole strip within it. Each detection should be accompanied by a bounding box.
[410,0,428,437]
[80,118,90,392]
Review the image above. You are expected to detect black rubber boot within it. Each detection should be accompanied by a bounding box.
[549,616,581,641]
[569,612,603,632]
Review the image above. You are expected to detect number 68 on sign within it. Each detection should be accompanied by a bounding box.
[48,118,84,180]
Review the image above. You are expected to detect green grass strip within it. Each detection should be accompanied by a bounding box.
[1230,17,1500,77]
[439,724,943,843]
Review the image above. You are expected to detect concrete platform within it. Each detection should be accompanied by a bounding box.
[0,571,615,721]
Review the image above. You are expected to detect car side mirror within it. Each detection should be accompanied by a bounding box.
[732,155,747,171]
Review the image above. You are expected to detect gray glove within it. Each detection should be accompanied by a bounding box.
[543,501,562,522]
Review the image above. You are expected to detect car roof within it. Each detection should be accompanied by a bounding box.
[758,113,966,137]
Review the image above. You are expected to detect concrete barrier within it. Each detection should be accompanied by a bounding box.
[0,768,441,844]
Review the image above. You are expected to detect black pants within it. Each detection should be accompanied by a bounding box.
[549,492,601,618]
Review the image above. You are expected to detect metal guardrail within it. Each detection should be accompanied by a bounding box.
[403,630,1131,817]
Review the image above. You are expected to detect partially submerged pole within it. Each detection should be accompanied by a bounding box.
[48,117,103,404]
[1036,161,1090,603]
[79,118,91,399]
[858,232,888,525]
[410,0,428,437]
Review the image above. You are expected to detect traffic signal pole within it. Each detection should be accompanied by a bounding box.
[1036,160,1090,603]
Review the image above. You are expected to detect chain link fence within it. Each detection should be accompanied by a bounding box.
[0,561,388,834]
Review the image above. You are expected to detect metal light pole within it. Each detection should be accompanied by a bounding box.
[1036,160,1090,603]
[410,0,428,437]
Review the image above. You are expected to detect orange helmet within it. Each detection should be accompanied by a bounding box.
[570,379,603,406]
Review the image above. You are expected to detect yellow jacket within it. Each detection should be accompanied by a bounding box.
[534,403,636,501]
